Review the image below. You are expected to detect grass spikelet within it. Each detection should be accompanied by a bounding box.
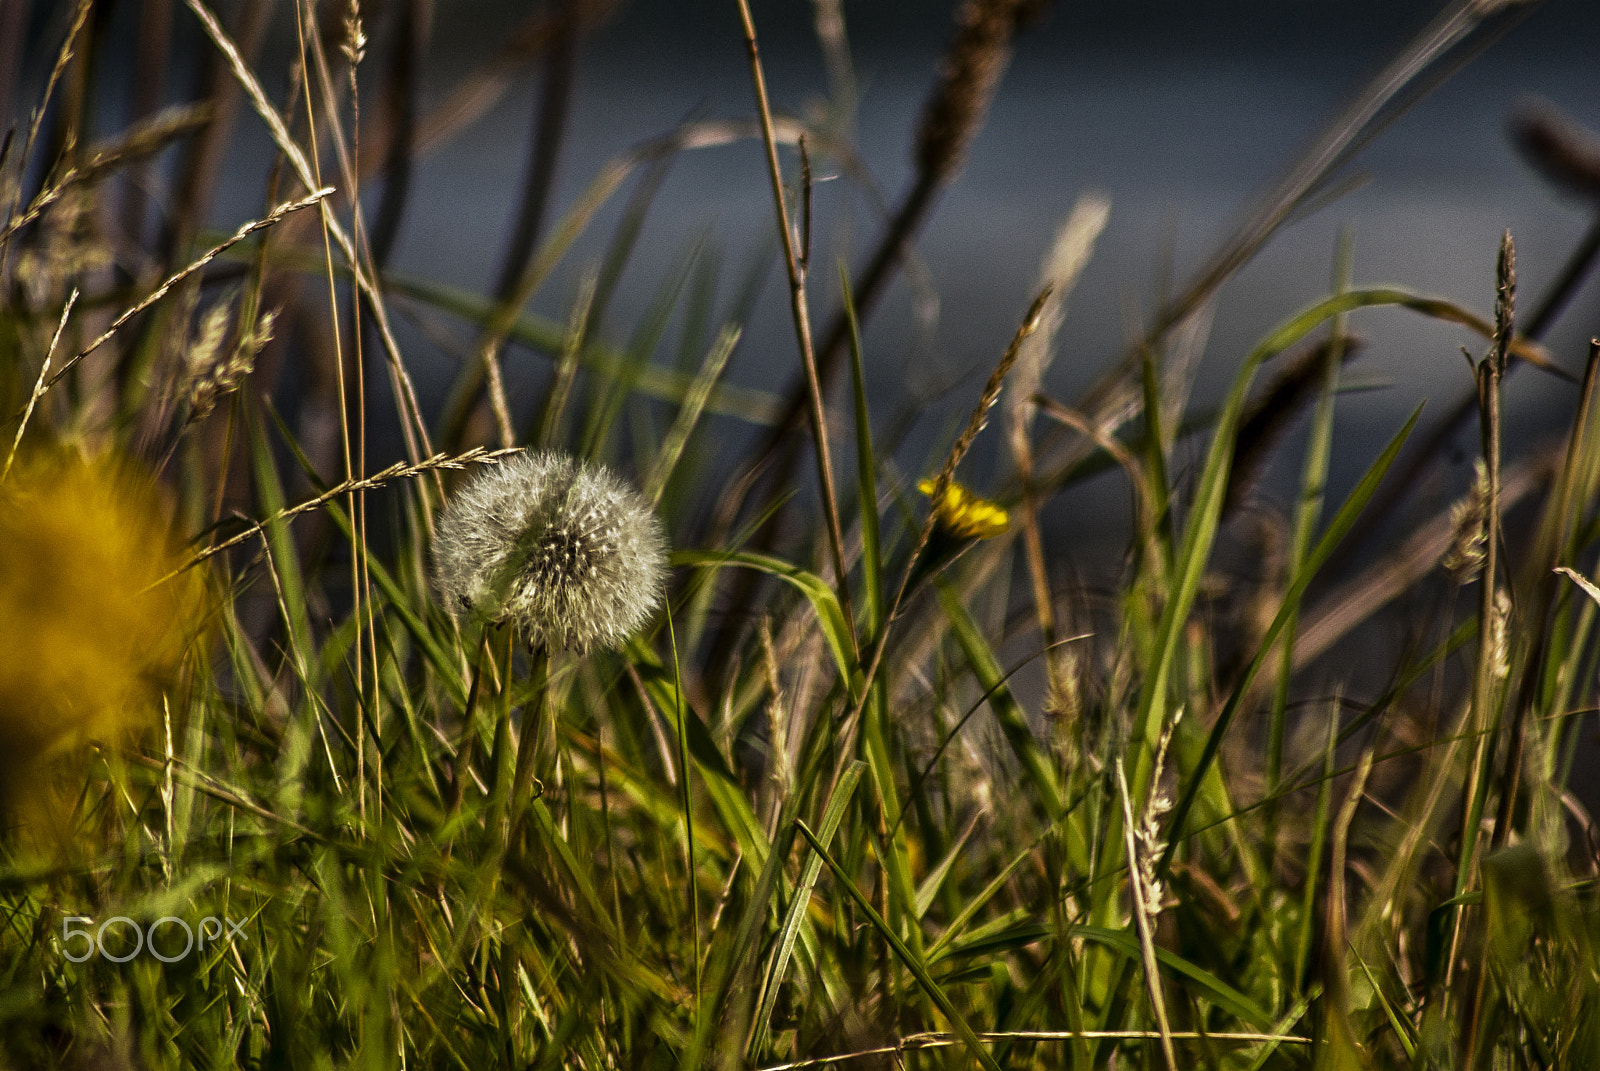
[916,0,1048,183]
[1442,459,1492,583]
[930,283,1053,499]
[1510,101,1600,202]
[1006,193,1111,453]
[180,298,276,423]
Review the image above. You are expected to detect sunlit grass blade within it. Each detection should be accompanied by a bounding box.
[795,819,1004,1071]
[645,323,740,505]
[747,759,866,1062]
[1268,229,1352,854]
[581,234,707,460]
[674,549,861,704]
[1159,404,1422,872]
[937,581,1065,818]
[1071,926,1276,1031]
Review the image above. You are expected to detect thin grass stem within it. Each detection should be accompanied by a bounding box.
[732,0,857,656]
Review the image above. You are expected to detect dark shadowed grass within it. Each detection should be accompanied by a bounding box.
[2,2,1600,1069]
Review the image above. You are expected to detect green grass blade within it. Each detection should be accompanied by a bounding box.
[937,581,1065,817]
[795,820,1004,1071]
[747,760,866,1061]
[244,401,313,659]
[1351,945,1417,1060]
[581,234,706,460]
[261,418,467,708]
[913,816,979,920]
[1267,229,1352,866]
[645,323,740,505]
[1295,699,1341,994]
[675,549,861,703]
[926,825,1053,961]
[841,262,883,636]
[1159,404,1422,872]
[379,270,782,423]
[1072,926,1275,1030]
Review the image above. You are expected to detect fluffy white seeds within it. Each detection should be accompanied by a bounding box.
[433,451,667,653]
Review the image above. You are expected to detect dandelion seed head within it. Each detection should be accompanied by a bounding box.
[432,450,667,653]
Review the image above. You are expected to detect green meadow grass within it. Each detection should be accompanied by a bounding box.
[2,1,1599,1068]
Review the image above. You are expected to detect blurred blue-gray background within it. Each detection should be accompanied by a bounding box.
[15,0,1600,554]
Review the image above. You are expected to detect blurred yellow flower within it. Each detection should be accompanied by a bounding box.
[0,450,208,789]
[917,478,1010,540]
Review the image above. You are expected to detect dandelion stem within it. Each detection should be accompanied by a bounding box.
[447,629,494,822]
[666,599,701,1024]
[511,643,550,834]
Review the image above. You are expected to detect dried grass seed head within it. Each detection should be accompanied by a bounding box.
[432,450,667,653]
[1443,459,1491,584]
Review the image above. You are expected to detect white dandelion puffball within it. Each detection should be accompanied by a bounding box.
[433,451,667,653]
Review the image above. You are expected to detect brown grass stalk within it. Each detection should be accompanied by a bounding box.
[185,0,437,484]
[1491,338,1600,854]
[742,0,1046,537]
[2,288,78,481]
[834,286,1051,770]
[734,0,857,654]
[494,0,580,302]
[1,104,210,249]
[0,0,93,265]
[1324,740,1376,1063]
[1008,196,1109,709]
[753,1030,1311,1071]
[21,188,331,407]
[1456,232,1513,1063]
[159,446,522,586]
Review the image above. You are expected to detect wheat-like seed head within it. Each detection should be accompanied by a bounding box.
[432,450,667,654]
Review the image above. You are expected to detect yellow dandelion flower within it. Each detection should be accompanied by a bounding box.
[0,450,209,791]
[917,478,1010,540]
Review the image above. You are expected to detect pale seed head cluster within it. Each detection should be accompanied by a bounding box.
[182,297,276,423]
[1443,460,1491,584]
[432,450,667,654]
[1490,587,1512,681]
[1135,709,1181,919]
